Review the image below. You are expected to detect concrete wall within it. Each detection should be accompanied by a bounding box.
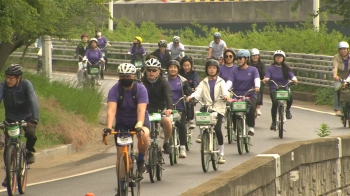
[181,135,350,196]
[113,1,342,24]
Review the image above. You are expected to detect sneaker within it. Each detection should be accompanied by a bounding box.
[1,178,6,187]
[189,120,195,129]
[286,109,292,119]
[196,134,202,143]
[335,110,343,117]
[137,159,146,174]
[26,151,35,164]
[163,143,172,154]
[248,127,255,136]
[218,155,226,164]
[256,109,262,117]
[270,122,276,131]
[179,146,187,158]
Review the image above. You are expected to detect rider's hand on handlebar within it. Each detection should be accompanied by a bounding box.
[292,79,298,84]
[102,128,112,137]
[135,121,143,129]
[254,87,260,92]
[186,96,192,102]
[164,109,172,117]
[334,75,340,81]
[262,78,269,84]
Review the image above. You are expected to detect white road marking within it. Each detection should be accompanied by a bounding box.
[264,101,334,115]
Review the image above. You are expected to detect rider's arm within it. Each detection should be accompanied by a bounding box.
[220,80,229,97]
[25,81,40,122]
[98,50,105,61]
[253,68,261,88]
[226,69,235,90]
[141,46,146,56]
[106,85,118,129]
[180,44,185,57]
[189,81,203,99]
[207,41,214,58]
[0,82,5,104]
[163,80,173,109]
[183,80,192,96]
[222,40,228,51]
[136,85,149,126]
[193,72,199,89]
[333,55,340,80]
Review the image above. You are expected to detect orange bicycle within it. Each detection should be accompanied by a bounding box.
[103,128,144,196]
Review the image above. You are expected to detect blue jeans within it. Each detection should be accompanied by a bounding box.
[334,91,342,111]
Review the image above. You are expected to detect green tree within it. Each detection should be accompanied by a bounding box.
[0,0,109,70]
[292,0,350,26]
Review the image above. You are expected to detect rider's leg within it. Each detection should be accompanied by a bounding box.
[176,112,187,158]
[286,94,294,119]
[246,96,257,136]
[270,92,279,130]
[23,125,37,164]
[214,114,225,163]
[161,117,172,154]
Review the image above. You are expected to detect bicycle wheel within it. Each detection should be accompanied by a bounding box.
[236,118,244,155]
[130,153,141,196]
[174,129,179,164]
[201,130,210,172]
[156,148,163,181]
[148,146,156,183]
[226,111,233,144]
[6,145,17,196]
[185,124,192,151]
[244,133,251,153]
[17,144,28,194]
[278,105,284,139]
[117,152,129,196]
[211,132,219,171]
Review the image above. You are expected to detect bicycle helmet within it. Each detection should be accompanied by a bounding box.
[273,50,286,58]
[118,63,136,75]
[135,36,143,44]
[81,34,88,39]
[213,32,221,38]
[167,60,180,70]
[173,36,180,44]
[158,40,167,47]
[89,38,98,44]
[145,58,161,68]
[251,48,260,56]
[5,64,24,76]
[236,49,250,58]
[205,59,220,76]
[338,41,349,49]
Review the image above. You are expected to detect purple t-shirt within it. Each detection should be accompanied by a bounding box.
[85,49,102,64]
[107,83,149,128]
[208,79,217,101]
[343,57,350,72]
[265,64,295,93]
[97,37,108,50]
[168,76,185,110]
[219,65,235,82]
[228,66,259,98]
[129,46,146,55]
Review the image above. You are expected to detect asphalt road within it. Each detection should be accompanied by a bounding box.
[0,73,345,196]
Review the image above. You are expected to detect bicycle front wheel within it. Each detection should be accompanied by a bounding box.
[6,145,17,196]
[278,105,284,139]
[117,152,129,196]
[185,124,192,151]
[130,153,141,196]
[226,112,233,144]
[156,147,163,181]
[236,118,244,155]
[201,131,210,173]
[211,132,219,171]
[148,146,157,183]
[17,143,28,194]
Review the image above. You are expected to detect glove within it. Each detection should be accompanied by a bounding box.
[102,128,112,136]
[135,121,143,129]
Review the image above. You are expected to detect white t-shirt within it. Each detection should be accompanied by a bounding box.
[168,42,185,59]
[209,40,227,58]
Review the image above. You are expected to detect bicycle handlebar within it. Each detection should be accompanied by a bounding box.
[0,121,28,129]
[269,80,295,89]
[191,95,225,107]
[230,88,254,99]
[102,128,144,145]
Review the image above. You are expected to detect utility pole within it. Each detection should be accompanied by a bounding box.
[313,0,320,31]
[42,35,52,79]
[108,0,114,30]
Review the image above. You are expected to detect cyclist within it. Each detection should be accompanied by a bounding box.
[168,36,185,62]
[206,32,227,63]
[128,36,146,67]
[186,59,229,164]
[95,29,111,77]
[83,38,105,85]
[0,64,39,187]
[141,58,173,155]
[219,48,236,82]
[75,34,89,82]
[332,41,350,116]
[262,50,298,130]
[226,49,260,136]
[104,63,150,179]
[167,60,192,158]
[147,40,171,69]
[250,48,266,117]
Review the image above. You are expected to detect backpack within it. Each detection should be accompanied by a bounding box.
[117,81,138,108]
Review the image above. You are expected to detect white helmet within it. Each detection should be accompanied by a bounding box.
[338,41,349,49]
[118,63,136,75]
[273,50,286,58]
[145,58,161,68]
[251,48,260,56]
[173,36,180,43]
[89,38,98,44]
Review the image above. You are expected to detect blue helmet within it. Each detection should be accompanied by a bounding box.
[213,32,221,38]
[236,49,250,58]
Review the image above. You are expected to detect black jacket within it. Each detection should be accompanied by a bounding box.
[75,42,89,62]
[141,76,173,113]
[0,80,40,122]
[251,61,266,80]
[146,49,172,69]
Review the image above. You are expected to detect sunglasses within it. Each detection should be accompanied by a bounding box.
[237,57,245,60]
[146,69,158,73]
[225,55,233,59]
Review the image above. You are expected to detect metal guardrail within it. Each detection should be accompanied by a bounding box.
[11,39,334,88]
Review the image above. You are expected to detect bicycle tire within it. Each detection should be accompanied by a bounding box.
[211,132,219,171]
[156,148,163,181]
[185,124,192,151]
[148,146,156,183]
[117,152,129,196]
[17,143,28,194]
[344,104,348,127]
[131,153,141,196]
[174,129,179,164]
[236,118,244,155]
[226,111,233,144]
[244,135,251,153]
[6,145,17,196]
[278,105,284,139]
[201,130,210,173]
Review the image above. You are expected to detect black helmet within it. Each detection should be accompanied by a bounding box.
[158,40,167,47]
[5,64,23,76]
[205,59,219,76]
[167,60,180,70]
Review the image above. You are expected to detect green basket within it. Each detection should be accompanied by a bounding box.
[149,113,162,122]
[275,90,290,100]
[195,112,211,125]
[135,61,143,68]
[172,110,180,121]
[88,68,99,75]
[231,102,247,112]
[7,125,20,138]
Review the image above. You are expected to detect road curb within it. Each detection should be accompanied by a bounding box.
[35,144,76,163]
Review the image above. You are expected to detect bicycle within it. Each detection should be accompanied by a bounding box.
[81,57,102,88]
[103,128,144,196]
[269,80,295,138]
[134,61,144,80]
[0,121,29,196]
[148,112,164,183]
[230,89,254,155]
[191,96,223,173]
[225,101,235,144]
[337,79,350,127]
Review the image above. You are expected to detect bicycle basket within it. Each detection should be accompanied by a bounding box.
[149,113,162,122]
[195,111,217,125]
[88,68,99,75]
[135,61,143,68]
[116,132,133,146]
[275,90,290,100]
[172,110,180,121]
[340,91,350,102]
[231,101,248,112]
[7,125,20,138]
